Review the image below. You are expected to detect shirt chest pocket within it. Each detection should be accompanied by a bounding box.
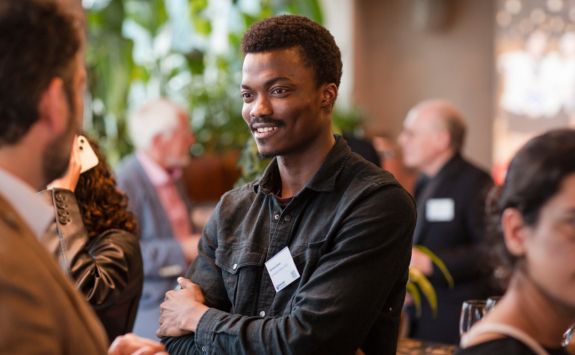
[215,246,265,312]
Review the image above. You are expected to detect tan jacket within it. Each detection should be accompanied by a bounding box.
[0,195,108,354]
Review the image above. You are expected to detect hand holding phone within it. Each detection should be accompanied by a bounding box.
[77,135,99,173]
[47,135,94,191]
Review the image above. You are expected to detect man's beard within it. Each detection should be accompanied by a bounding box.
[41,127,73,185]
[41,83,77,186]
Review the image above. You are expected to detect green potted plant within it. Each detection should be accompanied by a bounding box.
[408,245,454,316]
[84,0,323,165]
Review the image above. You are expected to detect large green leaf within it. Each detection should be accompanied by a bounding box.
[406,282,422,316]
[409,267,438,316]
[414,245,455,288]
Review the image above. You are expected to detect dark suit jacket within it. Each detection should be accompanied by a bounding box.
[116,154,192,338]
[409,154,495,344]
[0,195,108,353]
[342,133,381,167]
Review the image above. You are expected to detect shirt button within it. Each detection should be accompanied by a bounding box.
[201,345,207,352]
[284,215,291,222]
[273,213,280,220]
[259,310,266,317]
[232,263,238,270]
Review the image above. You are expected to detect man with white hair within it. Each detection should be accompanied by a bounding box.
[116,98,198,339]
[398,100,495,344]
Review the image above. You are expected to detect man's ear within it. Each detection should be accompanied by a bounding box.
[320,83,338,112]
[434,128,451,151]
[37,77,68,135]
[501,208,529,257]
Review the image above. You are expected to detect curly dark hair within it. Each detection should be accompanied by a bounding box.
[74,134,138,239]
[0,0,81,146]
[241,15,342,88]
[486,128,575,286]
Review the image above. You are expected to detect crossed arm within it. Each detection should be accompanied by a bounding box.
[158,187,415,355]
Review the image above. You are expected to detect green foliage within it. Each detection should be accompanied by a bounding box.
[84,0,325,165]
[408,245,454,316]
[332,108,363,135]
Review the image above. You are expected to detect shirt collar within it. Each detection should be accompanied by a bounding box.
[136,151,181,186]
[256,135,350,195]
[0,168,53,239]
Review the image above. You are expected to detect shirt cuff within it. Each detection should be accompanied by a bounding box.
[194,308,227,353]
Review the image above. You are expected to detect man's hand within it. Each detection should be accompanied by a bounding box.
[157,277,209,337]
[410,248,433,276]
[108,333,167,355]
[404,293,413,306]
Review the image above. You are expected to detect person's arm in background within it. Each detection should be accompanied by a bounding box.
[41,188,142,305]
[39,138,87,272]
[40,147,144,314]
[161,185,415,355]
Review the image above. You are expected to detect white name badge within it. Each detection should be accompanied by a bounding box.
[426,198,454,222]
[265,247,300,292]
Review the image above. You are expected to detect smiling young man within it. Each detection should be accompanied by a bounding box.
[158,15,415,355]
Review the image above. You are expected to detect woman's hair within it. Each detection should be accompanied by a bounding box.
[487,128,575,285]
[74,134,138,239]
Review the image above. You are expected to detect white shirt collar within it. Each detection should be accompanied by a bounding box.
[0,168,53,239]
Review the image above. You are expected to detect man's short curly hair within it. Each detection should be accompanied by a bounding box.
[241,15,342,88]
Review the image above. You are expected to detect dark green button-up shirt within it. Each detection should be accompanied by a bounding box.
[164,136,416,355]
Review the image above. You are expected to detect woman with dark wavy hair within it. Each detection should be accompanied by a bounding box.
[41,133,143,343]
[457,129,575,355]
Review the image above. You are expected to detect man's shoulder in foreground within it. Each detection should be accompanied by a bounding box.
[0,198,108,354]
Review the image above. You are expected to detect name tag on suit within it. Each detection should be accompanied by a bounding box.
[426,198,454,222]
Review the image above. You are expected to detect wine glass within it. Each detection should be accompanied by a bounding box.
[562,324,574,348]
[485,296,502,313]
[459,300,486,336]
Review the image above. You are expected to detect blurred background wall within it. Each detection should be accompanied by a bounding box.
[353,0,495,170]
[86,0,575,201]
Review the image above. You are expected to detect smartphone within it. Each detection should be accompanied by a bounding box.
[77,135,99,173]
